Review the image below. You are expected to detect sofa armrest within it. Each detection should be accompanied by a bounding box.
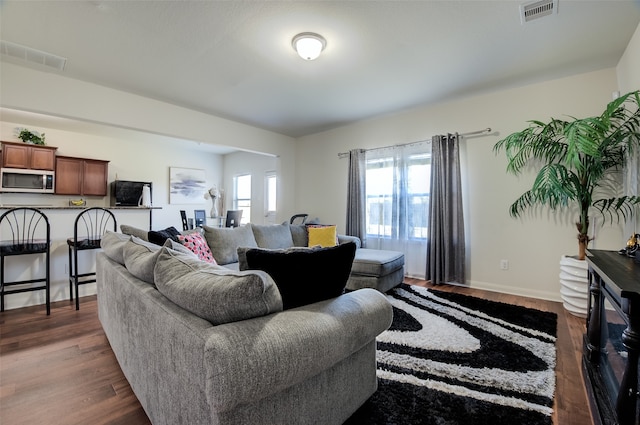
[338,234,361,248]
[203,288,392,411]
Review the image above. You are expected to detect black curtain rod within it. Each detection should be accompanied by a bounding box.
[337,127,492,159]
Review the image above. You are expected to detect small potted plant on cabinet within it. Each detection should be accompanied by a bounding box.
[16,128,46,145]
[494,91,640,316]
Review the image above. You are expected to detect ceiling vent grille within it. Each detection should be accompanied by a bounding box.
[520,0,558,24]
[0,40,67,71]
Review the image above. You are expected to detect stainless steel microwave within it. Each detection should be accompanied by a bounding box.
[0,167,55,193]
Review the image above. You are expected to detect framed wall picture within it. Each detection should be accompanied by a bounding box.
[169,167,207,204]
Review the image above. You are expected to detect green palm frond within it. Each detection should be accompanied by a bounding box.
[592,196,640,223]
[494,90,640,252]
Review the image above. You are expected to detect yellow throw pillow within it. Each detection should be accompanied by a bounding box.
[307,225,338,248]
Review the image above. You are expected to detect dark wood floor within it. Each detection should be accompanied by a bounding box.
[0,281,593,425]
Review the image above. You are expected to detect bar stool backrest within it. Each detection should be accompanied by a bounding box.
[0,208,50,254]
[0,207,51,314]
[73,207,117,248]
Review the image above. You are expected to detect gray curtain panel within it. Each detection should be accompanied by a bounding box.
[426,134,466,285]
[346,149,367,247]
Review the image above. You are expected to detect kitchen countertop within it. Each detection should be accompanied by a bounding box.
[0,205,161,209]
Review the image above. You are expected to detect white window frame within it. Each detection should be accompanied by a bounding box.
[233,173,251,225]
[265,171,277,224]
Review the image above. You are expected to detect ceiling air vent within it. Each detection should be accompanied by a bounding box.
[520,0,558,24]
[0,40,67,71]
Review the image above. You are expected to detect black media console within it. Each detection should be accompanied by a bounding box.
[584,250,640,425]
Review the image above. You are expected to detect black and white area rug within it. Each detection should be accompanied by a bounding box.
[345,284,557,425]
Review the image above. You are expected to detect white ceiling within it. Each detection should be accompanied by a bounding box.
[1,1,639,138]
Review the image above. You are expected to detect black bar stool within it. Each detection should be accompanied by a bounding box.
[68,207,117,310]
[0,208,51,315]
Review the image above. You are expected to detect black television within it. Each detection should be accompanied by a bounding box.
[111,180,152,206]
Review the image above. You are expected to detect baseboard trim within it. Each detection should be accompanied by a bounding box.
[463,280,562,303]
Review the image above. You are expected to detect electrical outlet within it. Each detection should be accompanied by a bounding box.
[64,264,68,275]
[500,259,509,270]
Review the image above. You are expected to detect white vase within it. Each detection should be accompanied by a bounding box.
[210,199,218,218]
[559,255,589,317]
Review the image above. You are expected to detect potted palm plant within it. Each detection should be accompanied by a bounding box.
[494,90,640,315]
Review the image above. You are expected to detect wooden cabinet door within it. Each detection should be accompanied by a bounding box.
[55,157,83,195]
[2,144,30,168]
[2,142,57,170]
[82,160,109,196]
[30,147,55,170]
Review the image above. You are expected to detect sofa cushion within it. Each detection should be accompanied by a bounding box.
[251,223,294,249]
[123,237,162,284]
[337,234,362,248]
[178,232,216,264]
[120,224,149,241]
[203,224,258,265]
[101,230,130,265]
[154,248,283,325]
[244,242,357,309]
[289,224,308,247]
[351,248,405,276]
[162,238,199,259]
[236,246,253,271]
[148,226,181,246]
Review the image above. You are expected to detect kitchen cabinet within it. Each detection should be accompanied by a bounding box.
[55,156,109,196]
[1,141,57,170]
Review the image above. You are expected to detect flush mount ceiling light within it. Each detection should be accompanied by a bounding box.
[291,32,326,61]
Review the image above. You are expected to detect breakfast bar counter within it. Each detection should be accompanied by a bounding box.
[0,205,161,229]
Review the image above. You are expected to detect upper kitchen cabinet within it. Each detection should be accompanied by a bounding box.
[55,156,109,196]
[1,141,57,170]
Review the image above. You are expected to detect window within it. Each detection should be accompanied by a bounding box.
[265,172,277,224]
[266,172,276,212]
[365,149,430,240]
[233,174,251,225]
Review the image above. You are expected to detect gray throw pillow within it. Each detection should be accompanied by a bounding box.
[100,231,131,265]
[154,248,283,325]
[202,224,257,265]
[123,237,162,284]
[251,223,294,249]
[289,224,308,247]
[120,224,149,241]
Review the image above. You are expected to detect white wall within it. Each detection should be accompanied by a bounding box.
[0,62,298,220]
[0,62,298,310]
[296,68,624,302]
[617,22,640,93]
[616,22,640,238]
[0,120,225,310]
[222,151,278,225]
[0,121,224,226]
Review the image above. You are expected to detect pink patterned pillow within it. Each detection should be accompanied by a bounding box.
[178,233,217,264]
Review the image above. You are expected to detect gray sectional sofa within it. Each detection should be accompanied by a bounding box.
[121,221,405,293]
[97,231,393,425]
